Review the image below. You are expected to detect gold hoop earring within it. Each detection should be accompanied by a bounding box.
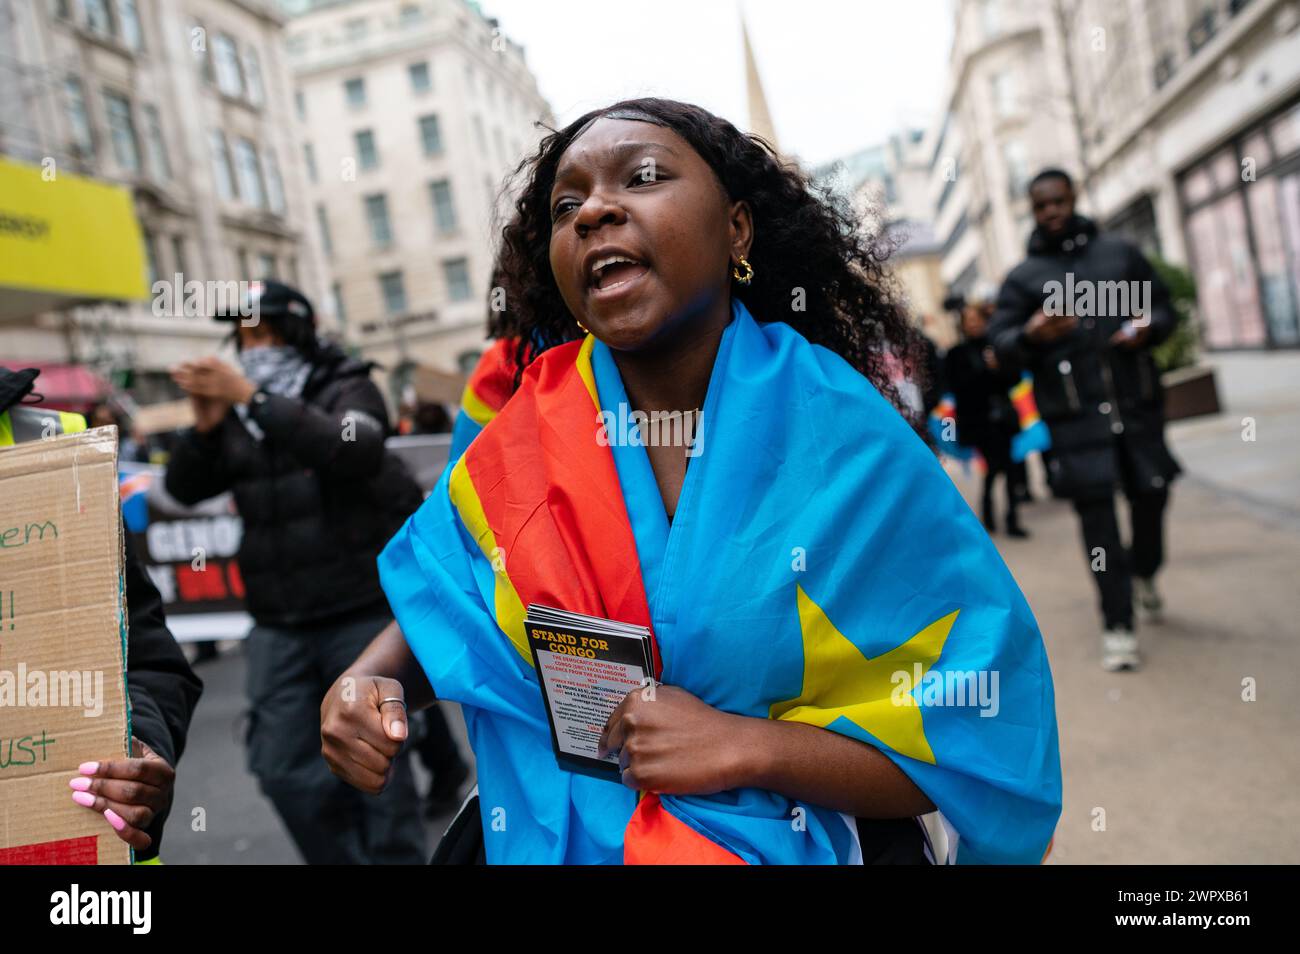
[732,257,754,286]
[576,320,589,334]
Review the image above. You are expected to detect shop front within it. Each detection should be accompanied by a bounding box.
[1178,96,1300,350]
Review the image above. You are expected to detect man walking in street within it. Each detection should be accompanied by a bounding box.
[989,169,1182,671]
[166,280,447,862]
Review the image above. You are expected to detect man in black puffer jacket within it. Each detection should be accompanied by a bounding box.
[988,169,1181,673]
[165,280,429,863]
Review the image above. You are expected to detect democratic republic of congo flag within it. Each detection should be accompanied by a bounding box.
[1009,372,1052,462]
[379,298,1061,865]
[448,337,525,460]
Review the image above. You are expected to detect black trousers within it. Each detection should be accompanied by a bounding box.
[245,605,428,864]
[1071,441,1170,629]
[976,434,1020,530]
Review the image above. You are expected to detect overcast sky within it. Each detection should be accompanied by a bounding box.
[478,0,955,167]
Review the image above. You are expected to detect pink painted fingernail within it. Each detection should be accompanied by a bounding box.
[72,791,95,808]
[104,809,127,832]
[78,761,99,775]
[68,777,92,791]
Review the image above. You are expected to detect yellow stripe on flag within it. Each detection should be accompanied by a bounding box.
[459,383,498,428]
[447,454,531,663]
[575,334,599,409]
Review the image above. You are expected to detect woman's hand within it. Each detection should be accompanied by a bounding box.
[69,737,175,852]
[321,672,409,795]
[171,357,257,406]
[598,684,751,795]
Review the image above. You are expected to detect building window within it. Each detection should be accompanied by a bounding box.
[234,138,266,208]
[429,179,457,233]
[991,72,1016,119]
[418,114,442,156]
[379,270,407,316]
[142,231,158,287]
[142,104,169,180]
[171,235,188,279]
[355,129,378,170]
[409,61,431,94]
[344,76,366,109]
[303,142,317,183]
[210,131,237,201]
[978,0,999,39]
[399,4,423,27]
[316,204,332,257]
[83,0,113,37]
[1004,140,1030,198]
[332,282,346,328]
[457,349,483,374]
[117,0,143,50]
[242,47,265,107]
[344,17,369,41]
[64,78,94,158]
[191,19,213,84]
[262,151,286,214]
[443,257,471,302]
[295,89,306,120]
[365,193,392,246]
[237,247,251,279]
[103,90,140,173]
[258,252,276,279]
[213,34,244,97]
[286,256,299,285]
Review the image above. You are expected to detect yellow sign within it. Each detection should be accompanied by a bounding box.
[0,157,148,310]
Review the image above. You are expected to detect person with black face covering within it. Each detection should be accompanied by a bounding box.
[165,280,439,863]
[988,170,1181,673]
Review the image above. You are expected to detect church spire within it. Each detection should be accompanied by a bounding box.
[741,9,779,149]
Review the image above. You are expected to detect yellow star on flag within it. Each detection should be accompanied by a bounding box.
[769,584,959,765]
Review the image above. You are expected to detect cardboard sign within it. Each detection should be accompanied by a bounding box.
[0,427,130,865]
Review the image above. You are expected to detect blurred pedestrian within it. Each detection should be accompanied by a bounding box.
[944,286,1028,538]
[165,279,435,863]
[988,169,1182,671]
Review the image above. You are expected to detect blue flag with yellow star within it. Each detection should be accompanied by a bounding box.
[380,298,1061,864]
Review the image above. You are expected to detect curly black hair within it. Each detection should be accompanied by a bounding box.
[492,97,926,416]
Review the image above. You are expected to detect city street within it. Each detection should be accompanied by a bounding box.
[159,349,1300,865]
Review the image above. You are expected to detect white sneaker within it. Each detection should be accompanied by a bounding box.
[1134,577,1163,622]
[1101,627,1141,672]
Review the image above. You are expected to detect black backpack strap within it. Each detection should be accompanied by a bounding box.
[429,787,485,865]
